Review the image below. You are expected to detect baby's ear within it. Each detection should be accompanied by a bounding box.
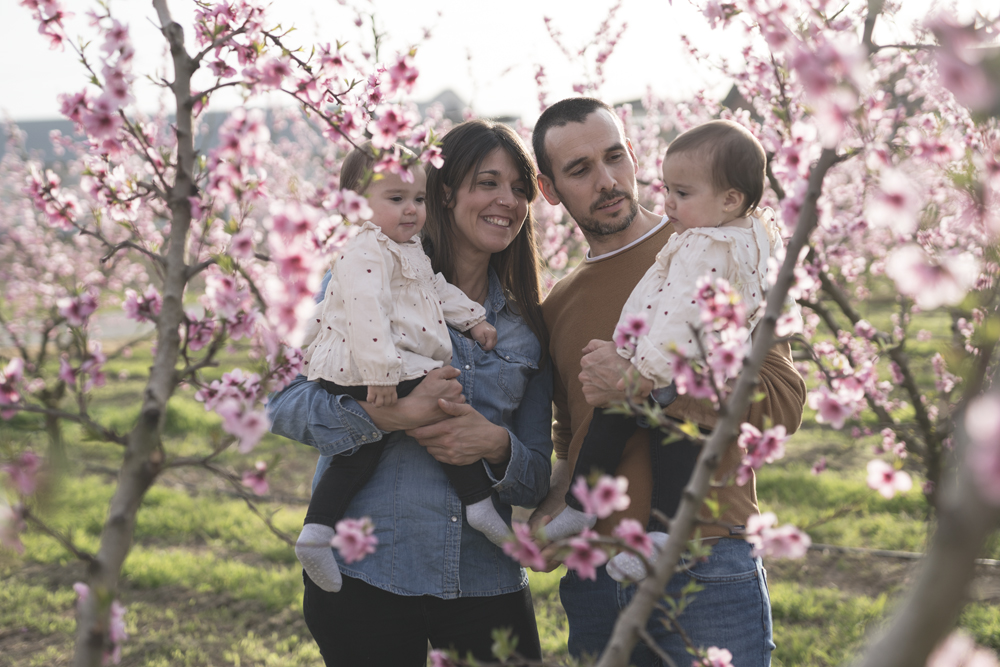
[724,188,746,213]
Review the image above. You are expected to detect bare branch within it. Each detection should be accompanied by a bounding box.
[24,508,97,564]
[100,240,166,267]
[12,403,126,445]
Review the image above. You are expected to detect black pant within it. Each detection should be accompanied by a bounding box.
[305,377,495,527]
[303,572,542,666]
[566,406,703,533]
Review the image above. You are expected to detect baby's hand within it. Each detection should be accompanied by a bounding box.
[367,385,398,408]
[470,321,497,351]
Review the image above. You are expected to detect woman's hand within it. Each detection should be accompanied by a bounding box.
[406,399,511,467]
[364,366,465,432]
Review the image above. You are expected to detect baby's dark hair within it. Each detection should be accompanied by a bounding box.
[339,142,416,194]
[666,120,766,217]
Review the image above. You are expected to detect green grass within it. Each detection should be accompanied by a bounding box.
[3,342,999,666]
[768,583,888,666]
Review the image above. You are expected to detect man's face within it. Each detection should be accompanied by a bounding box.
[538,109,639,238]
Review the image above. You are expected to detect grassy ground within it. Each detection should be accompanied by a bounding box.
[2,343,999,666]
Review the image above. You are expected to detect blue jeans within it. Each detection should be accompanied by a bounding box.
[560,538,774,666]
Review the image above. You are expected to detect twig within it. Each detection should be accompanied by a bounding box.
[11,403,126,445]
[24,508,96,564]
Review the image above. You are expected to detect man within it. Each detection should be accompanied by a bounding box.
[529,97,806,667]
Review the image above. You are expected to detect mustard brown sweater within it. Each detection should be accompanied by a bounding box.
[543,219,807,537]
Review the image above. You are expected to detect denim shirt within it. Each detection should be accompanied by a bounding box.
[268,269,553,598]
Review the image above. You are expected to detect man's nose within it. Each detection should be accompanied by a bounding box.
[595,163,617,192]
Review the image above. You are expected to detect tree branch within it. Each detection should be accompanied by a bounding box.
[24,509,97,564]
[13,403,126,446]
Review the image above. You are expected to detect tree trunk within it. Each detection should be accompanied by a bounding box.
[72,1,194,664]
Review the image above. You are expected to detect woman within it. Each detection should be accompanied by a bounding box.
[268,119,552,666]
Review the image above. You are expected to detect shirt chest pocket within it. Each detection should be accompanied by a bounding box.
[495,346,539,402]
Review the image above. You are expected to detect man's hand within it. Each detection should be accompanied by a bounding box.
[407,399,511,467]
[578,339,653,408]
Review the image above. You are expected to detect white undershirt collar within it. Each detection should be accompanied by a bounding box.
[584,215,670,263]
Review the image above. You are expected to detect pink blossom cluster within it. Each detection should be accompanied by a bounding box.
[122,286,161,323]
[926,629,1000,667]
[74,582,127,665]
[570,474,631,519]
[241,461,269,496]
[563,528,610,580]
[735,424,788,485]
[503,521,547,571]
[193,1,266,77]
[965,395,1000,505]
[207,108,271,204]
[0,358,25,419]
[330,517,378,563]
[23,165,80,231]
[928,17,999,113]
[194,368,269,453]
[57,290,99,327]
[694,646,735,667]
[745,512,810,559]
[866,459,913,500]
[1,451,42,497]
[59,342,107,393]
[613,313,649,353]
[18,0,70,50]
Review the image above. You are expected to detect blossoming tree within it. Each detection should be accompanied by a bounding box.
[3,0,1000,666]
[2,1,442,664]
[509,2,1000,665]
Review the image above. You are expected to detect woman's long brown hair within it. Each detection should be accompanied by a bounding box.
[422,119,549,363]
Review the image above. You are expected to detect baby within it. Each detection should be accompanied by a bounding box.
[544,120,790,580]
[295,144,508,592]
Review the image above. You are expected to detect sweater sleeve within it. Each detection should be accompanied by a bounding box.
[746,338,806,434]
[431,271,487,332]
[338,232,402,386]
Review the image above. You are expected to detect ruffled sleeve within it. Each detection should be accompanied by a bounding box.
[432,272,487,332]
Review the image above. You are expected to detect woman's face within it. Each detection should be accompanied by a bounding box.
[447,148,530,256]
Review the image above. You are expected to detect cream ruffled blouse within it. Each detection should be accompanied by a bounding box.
[303,221,486,387]
[618,209,787,388]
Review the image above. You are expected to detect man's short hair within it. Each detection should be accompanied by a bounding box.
[532,97,619,180]
[667,120,766,217]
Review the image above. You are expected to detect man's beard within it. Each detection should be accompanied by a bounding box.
[565,188,640,237]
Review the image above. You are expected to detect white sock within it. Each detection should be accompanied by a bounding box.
[295,524,343,593]
[543,506,597,542]
[607,531,670,582]
[465,498,510,548]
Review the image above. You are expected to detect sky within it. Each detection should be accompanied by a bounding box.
[0,0,995,125]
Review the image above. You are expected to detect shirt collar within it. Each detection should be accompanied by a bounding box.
[584,215,670,263]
